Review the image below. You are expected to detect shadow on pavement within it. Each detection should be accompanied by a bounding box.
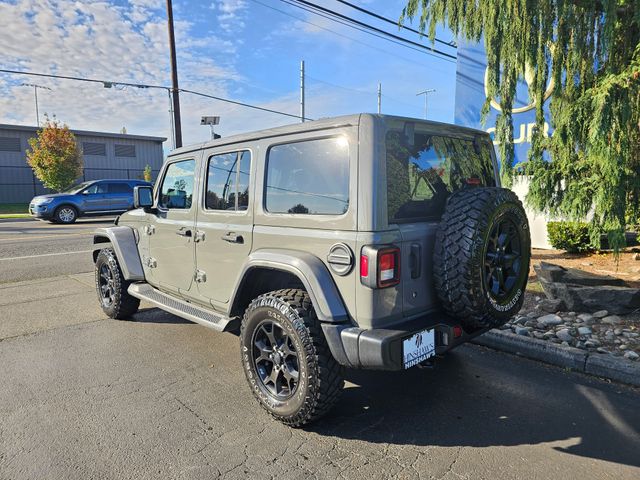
[130,307,192,325]
[309,349,640,468]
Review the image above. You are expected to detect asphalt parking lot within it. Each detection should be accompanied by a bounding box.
[1,219,639,479]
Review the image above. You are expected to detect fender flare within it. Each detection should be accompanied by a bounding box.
[231,249,349,323]
[93,226,145,281]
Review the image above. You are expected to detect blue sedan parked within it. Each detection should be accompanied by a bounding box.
[29,179,152,223]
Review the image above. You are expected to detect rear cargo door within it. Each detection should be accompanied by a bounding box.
[397,222,439,317]
[384,124,497,316]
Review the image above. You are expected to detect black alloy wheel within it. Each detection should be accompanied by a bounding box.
[484,218,523,302]
[240,289,344,426]
[251,320,300,399]
[94,248,140,319]
[98,263,116,308]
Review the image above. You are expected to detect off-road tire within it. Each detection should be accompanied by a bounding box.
[95,248,140,319]
[54,205,78,224]
[240,289,344,427]
[434,187,530,329]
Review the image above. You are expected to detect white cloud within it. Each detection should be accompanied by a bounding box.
[0,0,244,147]
[212,0,247,33]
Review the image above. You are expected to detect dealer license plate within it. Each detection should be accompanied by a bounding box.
[403,329,435,369]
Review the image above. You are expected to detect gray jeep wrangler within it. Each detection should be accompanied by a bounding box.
[92,114,531,426]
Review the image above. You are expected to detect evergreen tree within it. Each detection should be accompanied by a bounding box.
[401,1,640,250]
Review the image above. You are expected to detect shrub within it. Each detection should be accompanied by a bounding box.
[27,118,83,192]
[547,221,595,253]
[143,164,152,182]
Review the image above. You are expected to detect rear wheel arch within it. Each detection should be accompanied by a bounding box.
[230,267,305,318]
[230,251,350,323]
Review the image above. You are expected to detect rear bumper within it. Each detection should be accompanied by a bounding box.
[322,311,489,371]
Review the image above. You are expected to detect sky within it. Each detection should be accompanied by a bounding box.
[0,0,458,149]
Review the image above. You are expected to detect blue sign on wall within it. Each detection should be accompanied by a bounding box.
[454,40,553,166]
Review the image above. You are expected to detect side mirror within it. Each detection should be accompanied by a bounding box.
[133,185,154,209]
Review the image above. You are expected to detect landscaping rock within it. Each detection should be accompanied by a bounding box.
[577,327,592,336]
[535,263,640,314]
[624,351,639,360]
[556,328,574,342]
[577,313,594,323]
[515,326,529,336]
[534,262,625,287]
[602,315,623,325]
[538,314,563,326]
[593,310,609,318]
[540,298,566,313]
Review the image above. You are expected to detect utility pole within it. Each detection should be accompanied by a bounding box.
[166,0,183,147]
[167,89,176,149]
[21,83,51,127]
[416,89,436,120]
[377,82,382,114]
[300,60,305,122]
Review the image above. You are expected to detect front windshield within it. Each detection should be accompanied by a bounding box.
[61,182,91,194]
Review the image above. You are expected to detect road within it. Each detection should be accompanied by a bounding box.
[0,219,639,479]
[0,218,113,283]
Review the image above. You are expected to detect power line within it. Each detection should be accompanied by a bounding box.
[281,0,457,61]
[179,87,313,120]
[247,0,448,68]
[278,0,454,62]
[0,68,312,121]
[334,0,456,48]
[305,74,374,96]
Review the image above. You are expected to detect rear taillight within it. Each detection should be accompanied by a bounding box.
[453,325,463,338]
[377,247,400,287]
[360,245,400,288]
[360,254,369,278]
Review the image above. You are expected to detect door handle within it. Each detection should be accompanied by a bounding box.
[176,228,192,237]
[221,232,244,244]
[410,243,421,279]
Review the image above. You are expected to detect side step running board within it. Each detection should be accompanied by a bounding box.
[128,283,238,332]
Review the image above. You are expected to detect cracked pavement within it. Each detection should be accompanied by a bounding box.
[0,221,639,479]
[0,273,639,479]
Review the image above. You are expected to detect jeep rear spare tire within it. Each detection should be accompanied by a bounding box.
[434,187,531,329]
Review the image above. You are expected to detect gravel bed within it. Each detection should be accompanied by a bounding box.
[504,296,640,361]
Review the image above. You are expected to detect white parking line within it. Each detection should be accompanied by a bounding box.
[0,233,92,242]
[0,250,93,262]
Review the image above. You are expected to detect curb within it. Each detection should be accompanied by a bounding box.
[472,329,640,387]
[0,218,34,223]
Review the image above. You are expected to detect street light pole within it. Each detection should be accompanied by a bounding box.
[21,83,51,127]
[416,88,436,120]
[300,60,305,123]
[166,0,183,148]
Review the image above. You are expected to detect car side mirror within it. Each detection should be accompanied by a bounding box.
[133,185,154,210]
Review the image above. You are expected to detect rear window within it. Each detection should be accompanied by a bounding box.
[265,137,349,215]
[109,183,133,194]
[386,129,495,224]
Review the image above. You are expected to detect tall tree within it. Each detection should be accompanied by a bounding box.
[401,1,640,250]
[27,118,83,192]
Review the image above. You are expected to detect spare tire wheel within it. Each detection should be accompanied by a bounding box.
[433,187,531,329]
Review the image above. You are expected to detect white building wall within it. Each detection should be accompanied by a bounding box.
[511,176,553,249]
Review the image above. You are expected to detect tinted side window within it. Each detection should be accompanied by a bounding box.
[265,137,349,215]
[159,160,195,209]
[386,131,496,223]
[109,183,133,194]
[205,150,251,211]
[84,183,108,194]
